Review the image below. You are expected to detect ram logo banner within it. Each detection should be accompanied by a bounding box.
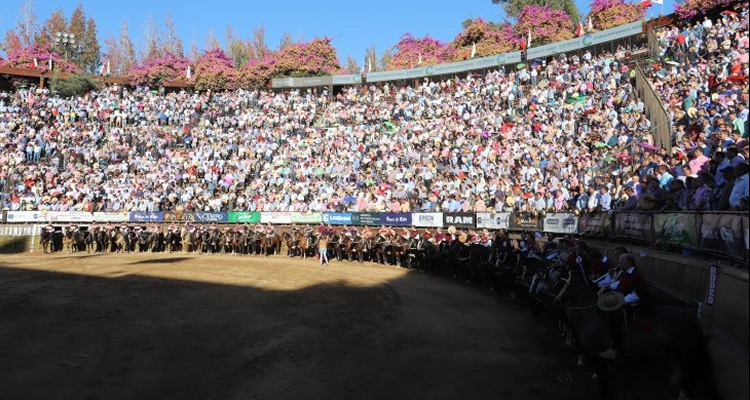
[195,212,228,223]
[129,212,164,222]
[322,212,353,225]
[444,213,475,228]
[412,213,443,227]
[381,213,412,227]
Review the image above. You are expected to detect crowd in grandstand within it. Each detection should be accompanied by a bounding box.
[0,7,747,215]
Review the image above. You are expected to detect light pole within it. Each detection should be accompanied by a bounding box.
[54,31,77,62]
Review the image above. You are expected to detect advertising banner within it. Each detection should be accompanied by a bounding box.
[194,212,228,223]
[699,213,744,259]
[543,213,579,234]
[352,212,382,226]
[129,211,164,223]
[92,212,130,222]
[45,211,95,222]
[291,212,322,224]
[228,212,261,223]
[381,213,412,227]
[261,212,293,224]
[411,213,443,228]
[614,212,653,241]
[578,213,607,236]
[476,212,510,230]
[163,211,196,223]
[443,212,476,229]
[5,211,46,223]
[322,212,353,225]
[653,213,698,247]
[508,212,543,232]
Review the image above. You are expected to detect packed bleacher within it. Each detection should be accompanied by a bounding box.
[1,10,747,215]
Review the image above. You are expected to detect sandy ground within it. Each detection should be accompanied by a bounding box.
[0,251,683,400]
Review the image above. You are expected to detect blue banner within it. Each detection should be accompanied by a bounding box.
[322,212,353,225]
[382,213,412,226]
[194,212,228,223]
[129,211,164,223]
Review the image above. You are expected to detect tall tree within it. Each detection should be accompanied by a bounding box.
[118,20,136,74]
[224,24,248,68]
[67,4,86,63]
[365,45,378,72]
[204,30,221,51]
[80,18,101,74]
[38,8,67,46]
[15,0,40,48]
[1,31,23,56]
[164,14,184,56]
[249,25,269,61]
[492,0,579,23]
[380,48,393,72]
[142,16,161,61]
[345,54,359,74]
[279,31,299,51]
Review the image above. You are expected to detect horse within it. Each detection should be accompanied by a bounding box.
[149,230,163,253]
[40,228,54,254]
[546,262,718,400]
[182,229,197,253]
[82,229,96,253]
[261,233,281,256]
[63,227,76,253]
[165,229,182,253]
[391,235,409,267]
[283,232,299,257]
[301,233,317,259]
[348,234,366,263]
[94,229,108,253]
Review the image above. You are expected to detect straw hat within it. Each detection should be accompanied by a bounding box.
[687,107,698,118]
[447,226,456,235]
[597,291,625,312]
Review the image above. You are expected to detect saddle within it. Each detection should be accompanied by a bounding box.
[625,306,653,331]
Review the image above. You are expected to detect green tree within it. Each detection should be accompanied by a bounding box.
[50,72,97,97]
[38,8,67,46]
[67,4,86,63]
[492,0,579,23]
[118,21,136,75]
[224,24,249,68]
[365,45,378,72]
[80,18,101,74]
[345,54,359,74]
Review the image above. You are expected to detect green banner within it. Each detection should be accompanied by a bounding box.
[654,213,698,247]
[352,212,382,226]
[291,212,322,224]
[228,212,261,223]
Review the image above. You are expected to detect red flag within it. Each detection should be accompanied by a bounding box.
[99,63,107,75]
[641,0,652,7]
[576,21,584,37]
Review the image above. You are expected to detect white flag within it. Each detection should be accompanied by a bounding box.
[652,0,663,3]
[107,60,111,75]
[471,42,476,58]
[186,65,191,80]
[33,57,38,68]
[368,58,372,73]
[587,16,593,32]
[417,54,422,66]
[48,56,52,70]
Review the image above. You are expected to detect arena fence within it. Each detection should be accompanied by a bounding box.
[2,210,747,262]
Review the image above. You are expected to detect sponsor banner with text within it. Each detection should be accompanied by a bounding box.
[322,212,353,225]
[578,213,609,236]
[614,212,653,241]
[261,212,293,224]
[699,213,744,259]
[163,211,197,223]
[194,212,228,223]
[92,212,130,222]
[381,213,412,227]
[5,211,47,223]
[443,212,476,229]
[543,213,579,234]
[653,213,698,247]
[508,212,543,232]
[45,211,95,222]
[476,212,510,230]
[290,212,322,224]
[352,212,382,226]
[129,211,164,223]
[228,212,261,223]
[411,213,443,228]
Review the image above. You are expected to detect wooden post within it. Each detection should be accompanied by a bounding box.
[39,75,45,89]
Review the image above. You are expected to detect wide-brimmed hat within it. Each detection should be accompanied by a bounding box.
[597,291,625,312]
[447,226,456,235]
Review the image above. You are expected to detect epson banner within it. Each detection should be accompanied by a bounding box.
[476,212,510,230]
[381,213,412,227]
[412,213,443,227]
[323,212,353,225]
[444,213,475,228]
[195,212,228,223]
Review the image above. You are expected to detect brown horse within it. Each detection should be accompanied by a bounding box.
[261,233,281,256]
[39,228,54,254]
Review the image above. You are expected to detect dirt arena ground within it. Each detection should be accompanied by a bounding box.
[0,251,686,400]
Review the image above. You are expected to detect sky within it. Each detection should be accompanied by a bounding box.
[0,0,676,65]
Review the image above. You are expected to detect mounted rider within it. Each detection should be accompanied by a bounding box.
[150,224,160,233]
[255,222,265,234]
[480,228,492,247]
[45,222,55,233]
[361,225,372,238]
[265,223,275,236]
[168,222,178,233]
[304,224,314,237]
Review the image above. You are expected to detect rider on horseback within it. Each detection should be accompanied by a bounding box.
[45,222,55,233]
[597,252,655,360]
[151,224,160,234]
[265,223,275,236]
[255,223,264,234]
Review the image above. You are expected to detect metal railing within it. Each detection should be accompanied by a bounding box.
[634,62,671,151]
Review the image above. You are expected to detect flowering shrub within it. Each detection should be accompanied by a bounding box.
[590,0,647,30]
[240,56,277,88]
[193,48,240,91]
[273,37,341,77]
[1,42,78,74]
[387,34,448,70]
[447,18,521,61]
[514,6,575,46]
[127,52,191,87]
[675,0,733,20]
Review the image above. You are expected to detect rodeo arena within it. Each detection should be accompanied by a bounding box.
[1,8,749,400]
